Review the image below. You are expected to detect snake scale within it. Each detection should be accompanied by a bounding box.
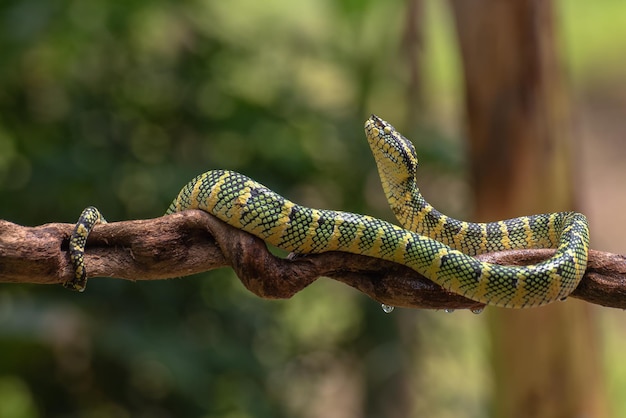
[67,115,590,308]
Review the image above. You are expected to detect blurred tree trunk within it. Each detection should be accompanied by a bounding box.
[402,0,425,122]
[448,1,607,417]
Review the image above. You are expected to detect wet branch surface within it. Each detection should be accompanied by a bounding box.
[1,210,625,310]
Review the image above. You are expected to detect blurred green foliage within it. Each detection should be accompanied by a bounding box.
[1,0,624,417]
[0,1,458,417]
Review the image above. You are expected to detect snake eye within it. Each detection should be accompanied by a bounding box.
[370,114,385,129]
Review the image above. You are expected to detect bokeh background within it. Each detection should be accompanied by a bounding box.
[1,0,625,417]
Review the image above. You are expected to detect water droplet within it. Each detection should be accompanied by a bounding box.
[444,308,455,313]
[381,304,395,314]
[471,307,484,315]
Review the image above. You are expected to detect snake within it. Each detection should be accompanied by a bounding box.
[66,115,590,308]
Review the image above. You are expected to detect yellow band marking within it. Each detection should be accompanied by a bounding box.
[499,221,512,250]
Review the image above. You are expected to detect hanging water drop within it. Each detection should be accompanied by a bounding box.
[471,307,484,315]
[381,304,395,314]
[444,308,455,313]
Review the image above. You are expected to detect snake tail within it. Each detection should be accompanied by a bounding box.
[66,206,107,291]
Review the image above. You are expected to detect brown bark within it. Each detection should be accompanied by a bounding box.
[1,211,625,310]
[449,0,608,417]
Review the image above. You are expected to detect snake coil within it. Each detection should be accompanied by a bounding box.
[67,115,589,308]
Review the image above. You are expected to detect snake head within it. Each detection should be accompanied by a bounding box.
[364,114,418,180]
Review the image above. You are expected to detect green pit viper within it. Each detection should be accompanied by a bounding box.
[66,115,590,308]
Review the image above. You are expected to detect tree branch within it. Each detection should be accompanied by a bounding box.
[1,210,625,310]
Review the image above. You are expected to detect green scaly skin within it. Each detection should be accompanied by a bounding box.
[66,115,590,308]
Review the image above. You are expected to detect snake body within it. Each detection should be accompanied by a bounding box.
[67,115,589,308]
[366,117,579,256]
